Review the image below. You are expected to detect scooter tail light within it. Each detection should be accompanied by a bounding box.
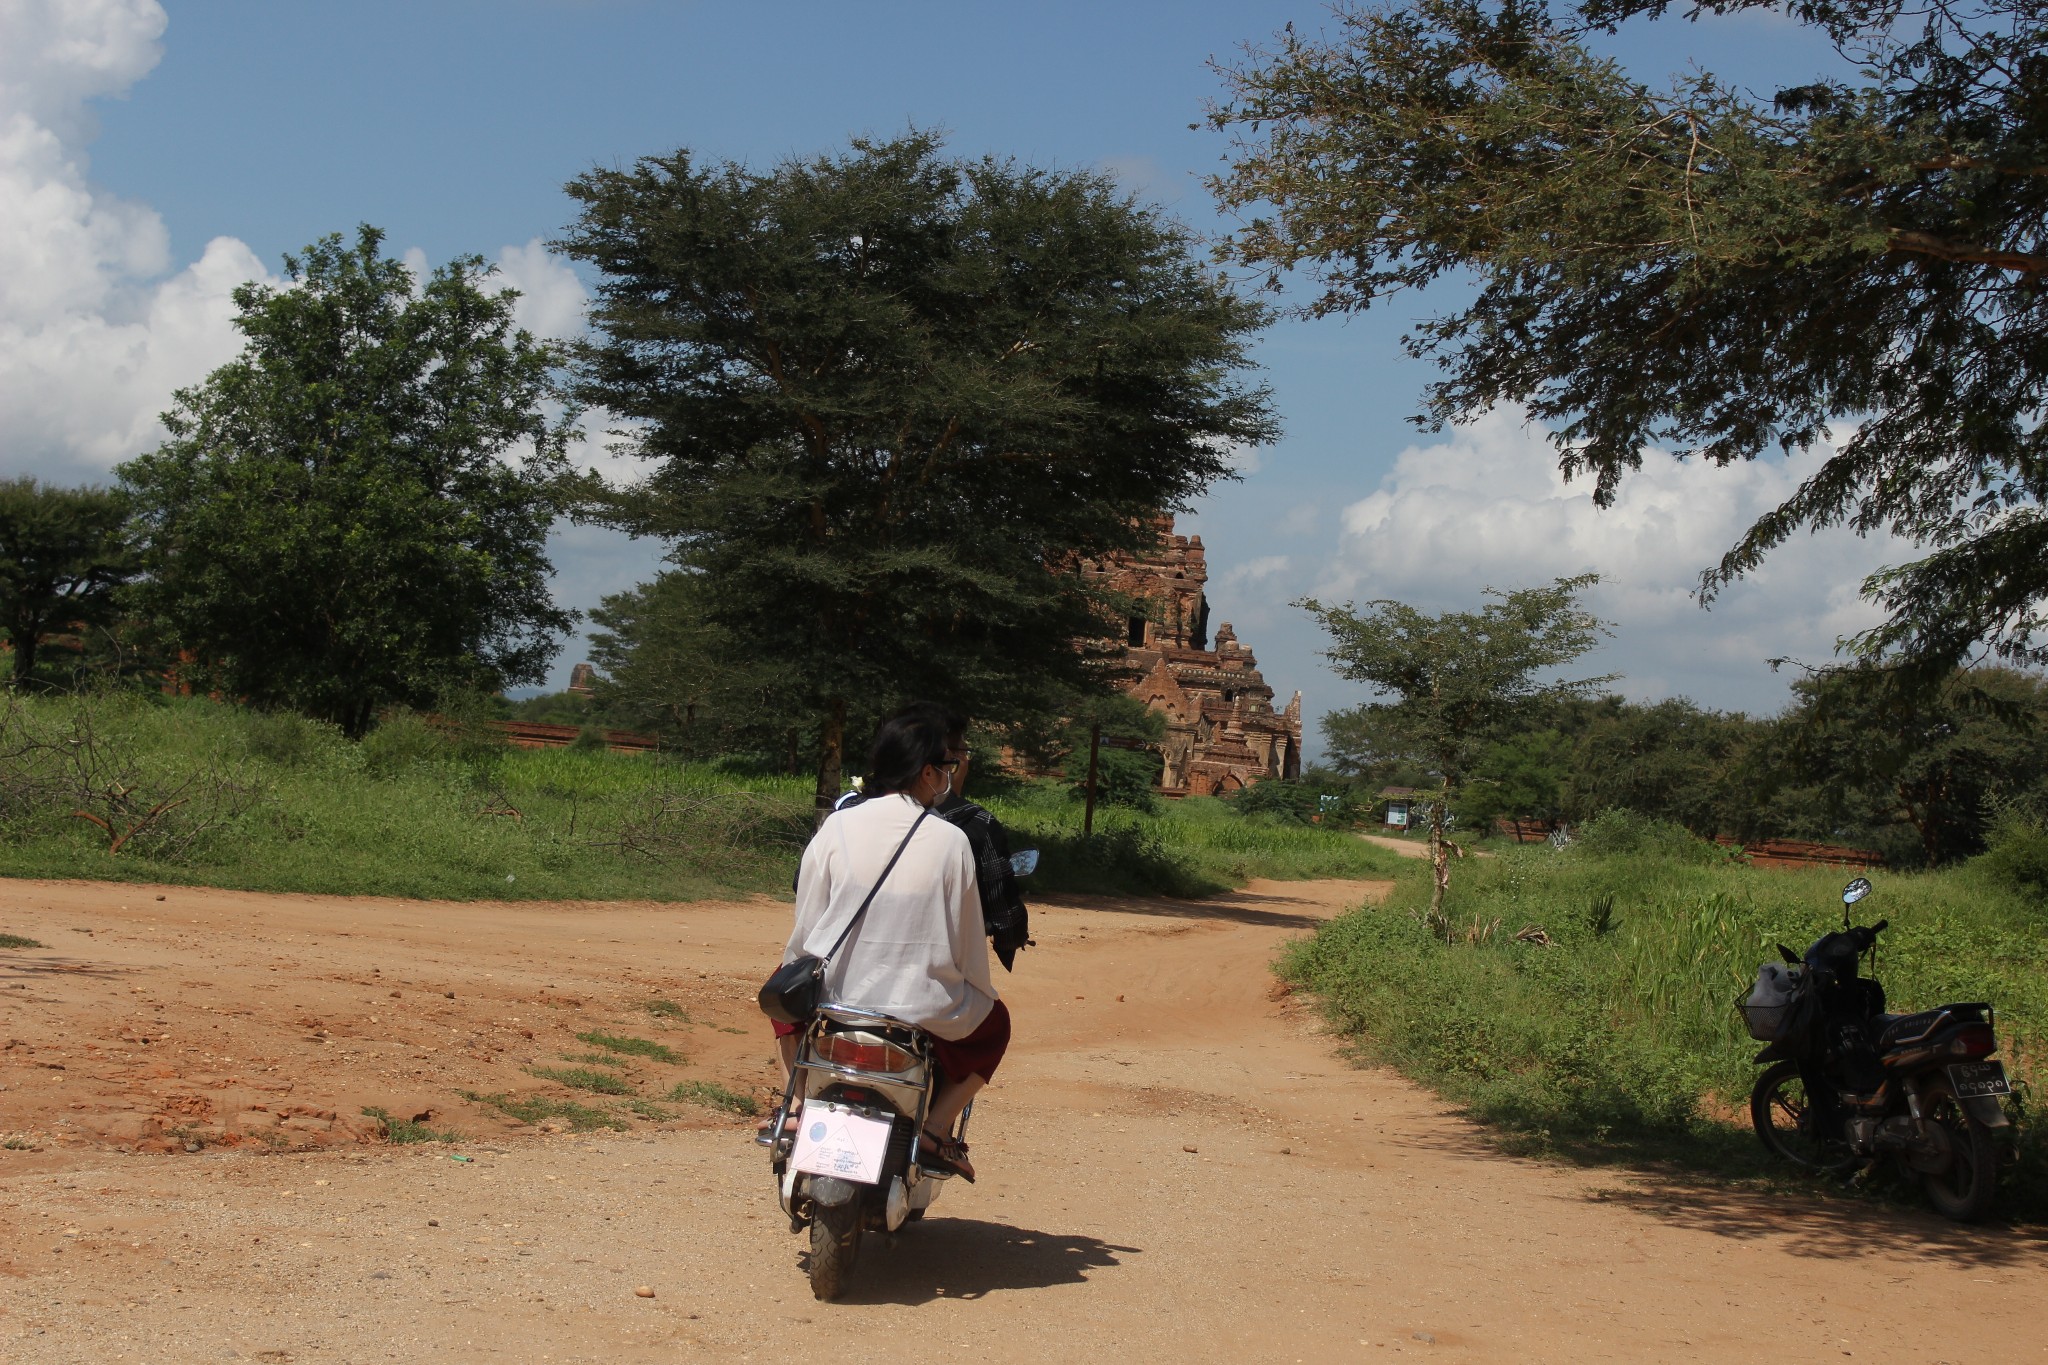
[1955,1024,1996,1058]
[815,1033,915,1072]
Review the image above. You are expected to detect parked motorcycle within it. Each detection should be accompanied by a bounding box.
[759,846,1037,1301]
[1743,876,2012,1221]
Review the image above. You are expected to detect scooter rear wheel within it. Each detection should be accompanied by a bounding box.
[808,1197,862,1301]
[1750,1060,1856,1173]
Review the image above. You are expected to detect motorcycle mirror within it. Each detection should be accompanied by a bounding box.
[1777,943,1800,965]
[1842,876,1872,906]
[1009,849,1040,877]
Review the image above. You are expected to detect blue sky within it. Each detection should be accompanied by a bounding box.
[3,1,1890,755]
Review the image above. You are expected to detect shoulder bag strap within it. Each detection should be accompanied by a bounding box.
[820,807,929,966]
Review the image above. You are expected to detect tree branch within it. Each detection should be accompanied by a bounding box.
[1885,230,2048,276]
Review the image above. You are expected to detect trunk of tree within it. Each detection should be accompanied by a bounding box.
[812,696,847,825]
[8,620,37,686]
[1426,775,1453,931]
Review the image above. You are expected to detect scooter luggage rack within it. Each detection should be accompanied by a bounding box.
[760,1005,974,1169]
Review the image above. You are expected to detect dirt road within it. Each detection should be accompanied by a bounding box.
[2,875,2044,1363]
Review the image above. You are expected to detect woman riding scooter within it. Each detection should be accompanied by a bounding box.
[769,709,1011,1179]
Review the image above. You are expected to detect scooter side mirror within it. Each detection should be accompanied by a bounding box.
[1008,849,1040,877]
[1842,877,1872,905]
[1777,943,1800,965]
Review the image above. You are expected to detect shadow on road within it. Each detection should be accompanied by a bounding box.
[0,957,133,982]
[1590,1171,2048,1266]
[1043,889,1374,931]
[823,1219,1140,1304]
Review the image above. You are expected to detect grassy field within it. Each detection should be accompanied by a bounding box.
[1280,816,2048,1218]
[0,692,1402,902]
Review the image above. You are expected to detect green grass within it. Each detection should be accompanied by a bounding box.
[557,1052,629,1068]
[527,1065,633,1095]
[573,1030,680,1064]
[1281,824,2048,1218]
[360,1105,460,1144]
[639,999,691,1023]
[0,933,43,949]
[622,1098,676,1121]
[981,787,1409,898]
[458,1089,625,1131]
[667,1080,761,1117]
[0,692,1401,903]
[0,692,810,902]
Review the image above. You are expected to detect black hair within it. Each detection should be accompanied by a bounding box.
[891,700,969,747]
[866,707,952,794]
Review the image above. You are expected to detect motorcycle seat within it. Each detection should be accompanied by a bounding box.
[1875,1005,1985,1049]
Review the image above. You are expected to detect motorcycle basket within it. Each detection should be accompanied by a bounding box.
[1740,1000,1799,1042]
[1741,962,1805,1042]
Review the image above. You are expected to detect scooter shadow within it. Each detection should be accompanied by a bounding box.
[821,1217,1140,1305]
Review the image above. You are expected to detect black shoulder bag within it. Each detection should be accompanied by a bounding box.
[757,809,928,1025]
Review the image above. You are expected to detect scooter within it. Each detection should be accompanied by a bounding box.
[761,847,1038,1301]
[1744,876,2013,1221]
[761,1003,971,1300]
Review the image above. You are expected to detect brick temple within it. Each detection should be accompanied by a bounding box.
[1084,518,1303,796]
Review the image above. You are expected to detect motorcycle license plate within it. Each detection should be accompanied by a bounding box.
[1948,1062,2012,1099]
[789,1100,892,1184]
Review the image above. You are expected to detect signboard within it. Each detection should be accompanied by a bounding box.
[789,1100,892,1185]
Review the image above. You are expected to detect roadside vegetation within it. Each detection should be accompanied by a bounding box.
[0,691,1402,902]
[1282,811,2048,1219]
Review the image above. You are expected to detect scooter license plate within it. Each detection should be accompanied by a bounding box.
[1948,1061,2011,1099]
[789,1100,892,1184]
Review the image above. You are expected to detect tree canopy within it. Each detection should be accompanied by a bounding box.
[120,227,577,737]
[558,131,1275,810]
[1304,574,1611,920]
[0,478,135,687]
[1210,0,2048,679]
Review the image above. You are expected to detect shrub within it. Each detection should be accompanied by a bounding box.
[1978,810,2048,896]
[1571,808,1722,863]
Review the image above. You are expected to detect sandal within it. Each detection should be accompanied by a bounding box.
[917,1131,975,1183]
[753,1113,799,1146]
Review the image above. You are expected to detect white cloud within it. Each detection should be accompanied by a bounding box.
[0,0,275,484]
[1318,408,1913,710]
[494,238,589,343]
[1222,554,1291,590]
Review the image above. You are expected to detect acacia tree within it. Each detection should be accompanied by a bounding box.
[1303,575,1611,927]
[559,132,1275,812]
[1212,0,2048,681]
[0,479,135,687]
[120,228,577,736]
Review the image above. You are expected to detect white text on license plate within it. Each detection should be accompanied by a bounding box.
[790,1100,893,1184]
[1948,1061,2011,1099]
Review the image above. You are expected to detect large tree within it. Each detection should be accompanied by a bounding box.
[120,227,577,737]
[0,479,135,687]
[1772,664,2048,866]
[1304,576,1611,924]
[1211,0,2048,679]
[559,132,1276,811]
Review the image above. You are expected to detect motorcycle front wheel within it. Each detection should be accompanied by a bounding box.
[808,1197,863,1301]
[1916,1078,1999,1223]
[1750,1060,1856,1173]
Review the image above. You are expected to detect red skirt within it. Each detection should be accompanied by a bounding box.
[773,999,1011,1085]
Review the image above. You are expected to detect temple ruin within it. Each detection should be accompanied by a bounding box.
[1083,518,1302,796]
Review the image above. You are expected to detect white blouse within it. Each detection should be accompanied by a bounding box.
[785,792,997,1041]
